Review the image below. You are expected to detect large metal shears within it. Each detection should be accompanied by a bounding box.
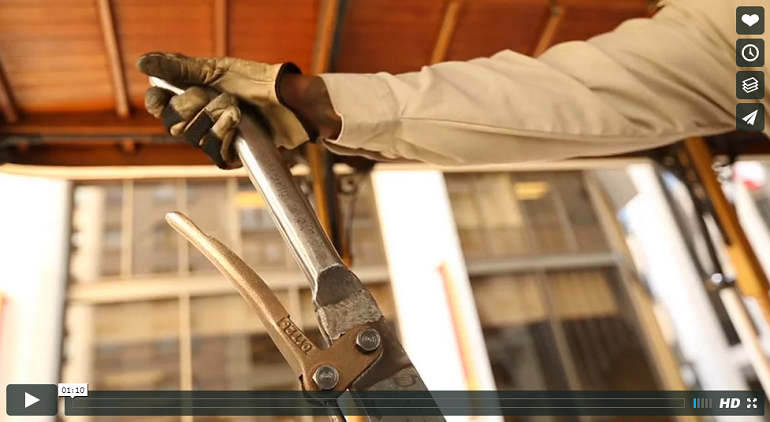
[149,77,444,422]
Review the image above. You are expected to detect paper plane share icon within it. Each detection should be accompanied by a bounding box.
[743,109,759,125]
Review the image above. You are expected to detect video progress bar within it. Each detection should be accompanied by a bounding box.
[63,390,764,417]
[66,397,687,417]
[70,397,686,409]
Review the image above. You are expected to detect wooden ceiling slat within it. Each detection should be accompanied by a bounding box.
[0,0,114,113]
[112,0,215,108]
[0,41,105,58]
[551,5,648,45]
[0,112,162,136]
[96,0,130,118]
[9,71,115,87]
[533,6,565,56]
[0,6,98,23]
[4,143,212,167]
[1,56,109,71]
[335,0,446,74]
[447,1,550,60]
[431,1,464,64]
[229,0,318,71]
[558,0,648,10]
[214,0,228,56]
[0,63,18,123]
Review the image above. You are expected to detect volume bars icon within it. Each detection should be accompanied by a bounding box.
[743,76,760,94]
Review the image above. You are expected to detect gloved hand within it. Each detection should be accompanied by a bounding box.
[136,52,314,168]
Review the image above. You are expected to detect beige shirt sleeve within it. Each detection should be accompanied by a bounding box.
[319,0,746,166]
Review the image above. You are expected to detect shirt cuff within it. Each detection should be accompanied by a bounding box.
[318,73,401,155]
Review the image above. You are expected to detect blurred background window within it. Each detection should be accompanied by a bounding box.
[62,175,391,422]
[446,170,672,422]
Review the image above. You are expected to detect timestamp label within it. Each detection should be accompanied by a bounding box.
[58,383,88,398]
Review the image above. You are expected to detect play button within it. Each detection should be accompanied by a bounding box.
[24,393,39,408]
[6,384,57,416]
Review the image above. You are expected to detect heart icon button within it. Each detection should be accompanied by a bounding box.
[743,14,760,27]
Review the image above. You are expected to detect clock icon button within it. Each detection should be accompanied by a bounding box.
[738,39,765,67]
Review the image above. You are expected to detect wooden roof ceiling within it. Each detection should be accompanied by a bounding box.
[0,0,658,166]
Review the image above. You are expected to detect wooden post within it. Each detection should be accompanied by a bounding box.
[683,137,770,325]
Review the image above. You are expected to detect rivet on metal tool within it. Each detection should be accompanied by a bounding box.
[313,365,340,390]
[355,328,381,353]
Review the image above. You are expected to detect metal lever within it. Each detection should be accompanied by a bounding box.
[165,211,382,392]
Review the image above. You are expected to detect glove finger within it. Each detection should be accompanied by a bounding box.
[211,106,241,164]
[137,52,226,85]
[144,87,173,118]
[183,93,239,147]
[200,133,228,169]
[196,101,239,170]
[165,86,210,136]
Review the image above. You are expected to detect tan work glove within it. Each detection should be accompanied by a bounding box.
[137,52,313,168]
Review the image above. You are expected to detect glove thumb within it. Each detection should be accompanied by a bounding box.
[136,52,226,86]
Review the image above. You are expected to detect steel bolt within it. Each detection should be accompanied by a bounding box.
[312,365,339,390]
[355,328,381,353]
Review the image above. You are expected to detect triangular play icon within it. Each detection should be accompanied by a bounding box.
[24,392,40,408]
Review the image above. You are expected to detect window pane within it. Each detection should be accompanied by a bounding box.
[544,269,670,401]
[339,175,387,266]
[237,180,294,270]
[545,173,608,252]
[132,182,179,276]
[190,293,310,421]
[512,174,570,253]
[190,292,296,391]
[472,274,547,327]
[70,184,123,280]
[445,173,532,259]
[447,171,609,259]
[470,273,573,403]
[547,270,617,320]
[62,300,181,394]
[187,180,235,273]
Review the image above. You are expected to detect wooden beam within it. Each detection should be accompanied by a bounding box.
[311,0,341,74]
[1,143,211,166]
[0,63,18,123]
[0,112,163,136]
[533,5,565,57]
[431,1,464,64]
[683,138,770,322]
[96,0,130,118]
[214,0,228,56]
[0,163,356,181]
[407,0,645,11]
[307,0,346,259]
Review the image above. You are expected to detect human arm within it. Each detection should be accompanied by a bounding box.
[298,3,738,166]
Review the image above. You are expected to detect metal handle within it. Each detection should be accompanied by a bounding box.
[149,77,344,297]
[234,117,345,285]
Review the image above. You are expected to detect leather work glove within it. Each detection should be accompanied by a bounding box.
[137,52,314,169]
